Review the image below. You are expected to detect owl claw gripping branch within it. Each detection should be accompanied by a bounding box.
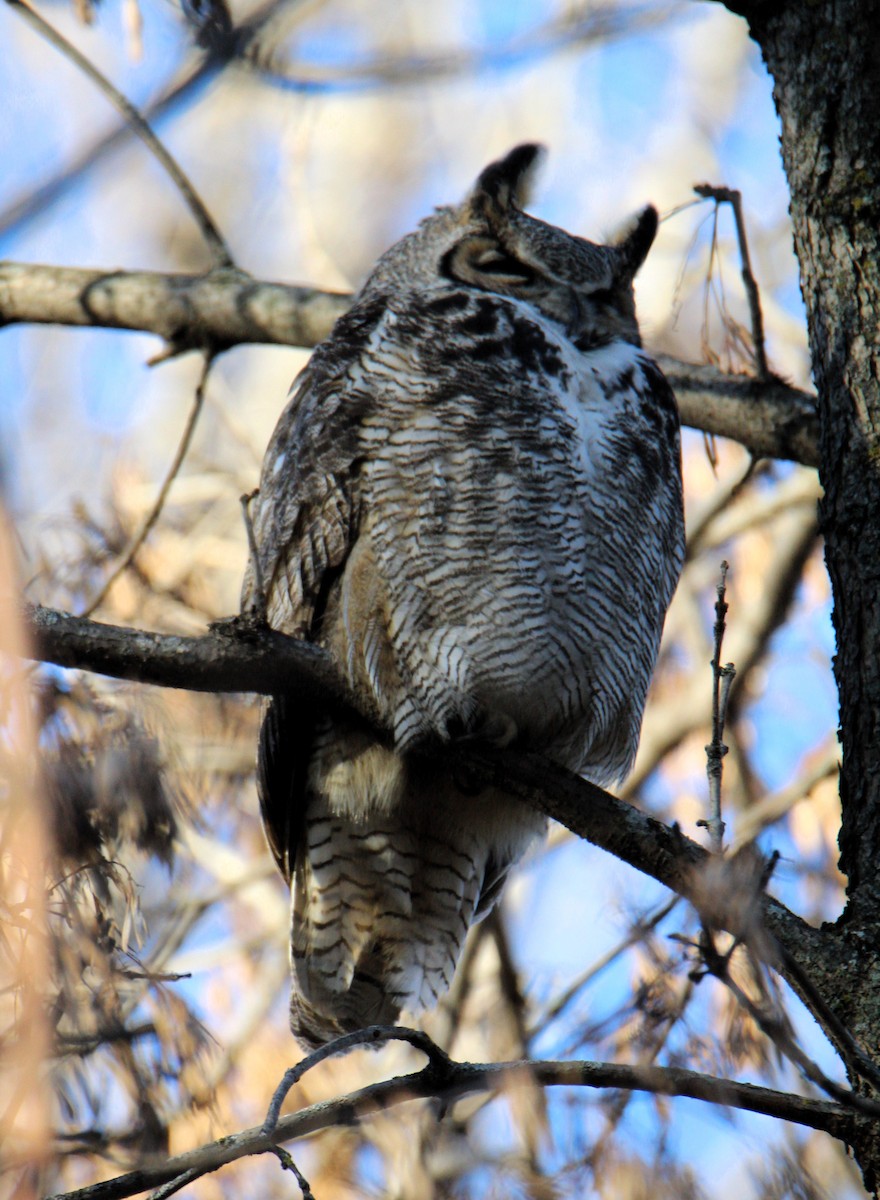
[242,145,684,1048]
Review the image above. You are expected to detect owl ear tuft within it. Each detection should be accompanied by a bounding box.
[612,205,659,276]
[469,144,546,220]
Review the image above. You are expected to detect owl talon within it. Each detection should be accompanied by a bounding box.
[447,709,518,750]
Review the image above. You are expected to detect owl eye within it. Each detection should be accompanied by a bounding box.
[441,237,541,295]
[473,249,531,278]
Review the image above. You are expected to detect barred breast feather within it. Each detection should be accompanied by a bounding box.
[244,144,684,1047]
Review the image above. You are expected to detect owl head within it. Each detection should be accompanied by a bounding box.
[365,143,658,348]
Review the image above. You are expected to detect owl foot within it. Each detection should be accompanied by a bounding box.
[447,710,517,794]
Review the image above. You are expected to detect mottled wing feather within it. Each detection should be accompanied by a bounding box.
[245,300,391,881]
[242,297,389,636]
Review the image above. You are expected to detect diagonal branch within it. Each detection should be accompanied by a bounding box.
[19,603,834,986]
[6,0,234,269]
[0,263,819,466]
[0,0,305,241]
[79,353,217,616]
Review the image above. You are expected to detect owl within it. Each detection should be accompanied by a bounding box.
[243,145,684,1048]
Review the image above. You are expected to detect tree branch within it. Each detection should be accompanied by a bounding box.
[656,355,818,467]
[20,603,834,986]
[23,605,359,713]
[45,1052,856,1200]
[0,262,819,466]
[0,262,349,356]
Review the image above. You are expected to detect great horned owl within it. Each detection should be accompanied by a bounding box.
[243,145,684,1048]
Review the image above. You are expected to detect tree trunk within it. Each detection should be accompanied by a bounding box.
[720,0,880,1188]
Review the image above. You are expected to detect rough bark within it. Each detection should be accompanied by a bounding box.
[719,0,880,1188]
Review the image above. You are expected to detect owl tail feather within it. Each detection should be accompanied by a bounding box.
[286,804,487,1050]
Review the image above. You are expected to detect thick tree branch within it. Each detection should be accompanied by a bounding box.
[46,1052,856,1200]
[655,355,818,467]
[23,605,359,714]
[0,262,349,356]
[0,262,819,466]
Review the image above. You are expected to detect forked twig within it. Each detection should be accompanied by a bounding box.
[80,352,216,617]
[694,183,769,379]
[7,0,235,269]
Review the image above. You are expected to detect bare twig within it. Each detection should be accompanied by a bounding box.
[694,184,769,379]
[239,490,267,623]
[268,1146,315,1199]
[700,562,736,854]
[80,353,216,616]
[0,0,303,241]
[685,458,764,558]
[146,1168,199,1200]
[532,897,679,1033]
[6,0,234,269]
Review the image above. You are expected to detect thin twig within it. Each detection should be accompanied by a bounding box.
[700,562,735,854]
[80,353,216,617]
[6,0,234,269]
[694,183,769,379]
[532,897,679,1033]
[240,490,267,623]
[685,457,763,559]
[146,1168,199,1200]
[269,1146,315,1200]
[0,0,302,242]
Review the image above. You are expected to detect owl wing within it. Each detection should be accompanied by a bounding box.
[248,362,365,882]
[244,299,389,880]
[243,375,358,635]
